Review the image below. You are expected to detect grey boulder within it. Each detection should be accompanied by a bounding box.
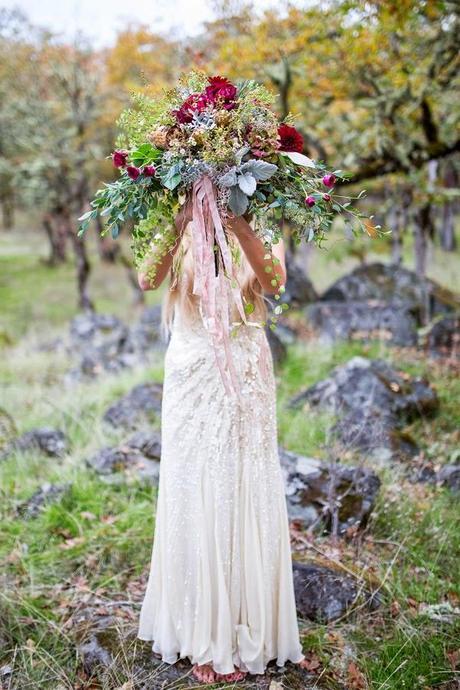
[306,300,418,347]
[279,448,380,535]
[103,383,163,429]
[290,357,438,460]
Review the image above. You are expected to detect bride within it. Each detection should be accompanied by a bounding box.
[136,196,306,684]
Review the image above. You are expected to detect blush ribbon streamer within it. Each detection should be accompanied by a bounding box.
[190,176,267,400]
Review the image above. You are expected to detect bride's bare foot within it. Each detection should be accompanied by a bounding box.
[295,658,312,670]
[216,667,248,682]
[192,663,219,684]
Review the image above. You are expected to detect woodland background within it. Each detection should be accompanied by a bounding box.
[0,2,459,689]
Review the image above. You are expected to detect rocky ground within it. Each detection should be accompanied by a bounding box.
[1,261,459,690]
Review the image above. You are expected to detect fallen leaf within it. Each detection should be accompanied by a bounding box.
[59,537,85,550]
[80,511,97,521]
[390,600,401,617]
[302,653,322,672]
[446,648,460,671]
[101,515,117,525]
[407,597,419,610]
[269,681,283,690]
[347,661,368,689]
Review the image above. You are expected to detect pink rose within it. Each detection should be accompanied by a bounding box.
[323,193,331,201]
[305,196,316,207]
[143,165,156,177]
[126,165,141,180]
[112,150,128,168]
[322,174,336,188]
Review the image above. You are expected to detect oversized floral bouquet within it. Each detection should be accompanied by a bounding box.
[79,71,372,395]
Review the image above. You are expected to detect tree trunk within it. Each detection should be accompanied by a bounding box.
[118,252,145,305]
[413,203,434,325]
[95,215,120,263]
[439,158,458,251]
[43,212,67,264]
[1,196,14,230]
[388,201,403,265]
[390,213,403,265]
[440,202,457,251]
[71,232,94,311]
[61,209,93,311]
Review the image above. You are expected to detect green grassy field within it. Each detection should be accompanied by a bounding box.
[1,223,459,689]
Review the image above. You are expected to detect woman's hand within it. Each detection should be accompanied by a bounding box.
[224,213,286,294]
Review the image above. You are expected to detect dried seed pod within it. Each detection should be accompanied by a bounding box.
[214,110,231,126]
[191,129,206,145]
[148,126,169,149]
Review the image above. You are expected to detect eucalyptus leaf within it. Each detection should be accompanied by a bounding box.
[160,168,182,191]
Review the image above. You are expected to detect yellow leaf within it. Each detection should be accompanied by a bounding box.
[364,219,378,238]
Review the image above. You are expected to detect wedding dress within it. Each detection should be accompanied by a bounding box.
[138,285,305,675]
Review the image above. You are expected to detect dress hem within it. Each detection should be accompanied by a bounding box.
[137,634,305,676]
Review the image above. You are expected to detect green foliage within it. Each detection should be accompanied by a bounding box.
[117,91,175,149]
[79,172,164,239]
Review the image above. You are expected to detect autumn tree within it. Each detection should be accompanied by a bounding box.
[200,0,460,276]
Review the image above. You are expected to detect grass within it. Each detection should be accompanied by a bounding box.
[0,221,459,689]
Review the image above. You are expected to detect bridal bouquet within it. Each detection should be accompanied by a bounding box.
[79,71,373,394]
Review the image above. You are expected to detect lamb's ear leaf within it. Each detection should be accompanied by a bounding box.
[219,169,238,187]
[237,173,257,196]
[243,159,278,181]
[280,151,316,168]
[235,146,250,165]
[229,186,249,216]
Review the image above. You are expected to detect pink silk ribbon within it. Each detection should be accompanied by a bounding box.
[191,175,269,401]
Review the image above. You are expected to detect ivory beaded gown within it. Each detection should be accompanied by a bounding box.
[138,280,305,675]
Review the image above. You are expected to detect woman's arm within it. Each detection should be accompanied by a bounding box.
[138,198,193,291]
[226,215,286,294]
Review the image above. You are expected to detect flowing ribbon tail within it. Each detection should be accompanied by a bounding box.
[191,180,206,298]
[190,176,245,402]
[202,176,248,327]
[202,176,232,275]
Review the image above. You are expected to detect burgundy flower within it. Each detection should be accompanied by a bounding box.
[205,76,237,104]
[173,92,209,124]
[305,196,316,207]
[278,124,304,153]
[143,165,156,177]
[322,173,336,188]
[126,165,141,180]
[323,193,331,201]
[112,150,128,168]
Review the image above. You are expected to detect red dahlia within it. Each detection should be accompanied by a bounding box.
[173,92,209,124]
[205,75,237,105]
[278,124,304,153]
